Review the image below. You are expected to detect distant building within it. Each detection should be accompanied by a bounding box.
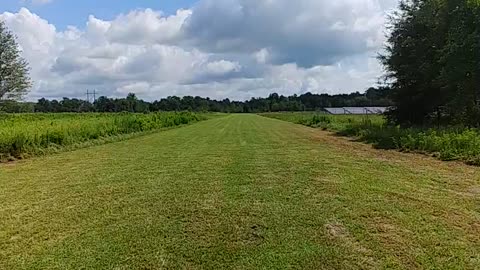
[324,107,388,115]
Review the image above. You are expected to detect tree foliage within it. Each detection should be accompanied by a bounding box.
[25,88,392,113]
[382,0,480,126]
[0,21,31,101]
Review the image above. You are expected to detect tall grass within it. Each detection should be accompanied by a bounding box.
[261,112,480,166]
[0,112,208,161]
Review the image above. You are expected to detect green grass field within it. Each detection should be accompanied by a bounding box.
[1,114,480,269]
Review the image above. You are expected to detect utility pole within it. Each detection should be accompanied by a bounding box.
[86,89,98,103]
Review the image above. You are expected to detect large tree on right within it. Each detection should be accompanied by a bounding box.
[0,20,31,101]
[381,0,480,126]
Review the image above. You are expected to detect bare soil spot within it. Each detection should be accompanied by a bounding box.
[324,220,375,266]
[325,221,348,239]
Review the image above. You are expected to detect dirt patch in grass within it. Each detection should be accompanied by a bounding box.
[367,216,411,249]
[325,221,348,239]
[324,220,376,267]
[465,186,480,196]
[366,216,421,268]
[245,224,266,246]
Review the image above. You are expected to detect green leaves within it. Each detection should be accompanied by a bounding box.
[382,0,480,127]
[0,21,32,101]
[0,112,208,161]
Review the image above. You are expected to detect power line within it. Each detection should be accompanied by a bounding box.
[86,89,98,103]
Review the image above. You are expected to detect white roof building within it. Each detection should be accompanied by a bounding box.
[324,107,388,115]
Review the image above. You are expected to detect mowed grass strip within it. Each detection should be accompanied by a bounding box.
[1,114,479,269]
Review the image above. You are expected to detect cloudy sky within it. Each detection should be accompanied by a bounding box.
[1,0,398,101]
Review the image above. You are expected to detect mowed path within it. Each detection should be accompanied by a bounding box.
[1,114,480,269]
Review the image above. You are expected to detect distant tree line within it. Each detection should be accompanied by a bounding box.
[382,0,480,126]
[0,87,392,113]
[3,1,480,128]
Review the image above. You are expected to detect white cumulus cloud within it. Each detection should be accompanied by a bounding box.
[1,0,398,101]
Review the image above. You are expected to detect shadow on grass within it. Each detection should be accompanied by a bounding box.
[259,113,480,166]
[332,123,480,166]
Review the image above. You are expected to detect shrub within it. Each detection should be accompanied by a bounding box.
[0,112,208,161]
[260,112,480,166]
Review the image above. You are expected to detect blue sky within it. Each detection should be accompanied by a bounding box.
[1,0,197,29]
[0,0,397,101]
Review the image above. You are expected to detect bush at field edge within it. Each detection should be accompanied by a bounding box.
[260,112,480,166]
[0,112,207,161]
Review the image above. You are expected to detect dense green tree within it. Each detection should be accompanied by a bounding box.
[438,0,480,126]
[34,98,51,112]
[0,100,34,112]
[94,96,116,112]
[0,21,31,101]
[382,0,480,126]
[35,98,93,112]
